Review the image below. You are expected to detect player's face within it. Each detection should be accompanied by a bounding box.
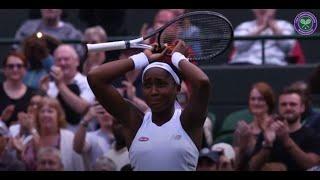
[143,68,179,113]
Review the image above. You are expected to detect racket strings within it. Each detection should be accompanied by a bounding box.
[160,13,233,60]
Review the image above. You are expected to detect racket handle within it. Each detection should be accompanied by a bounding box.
[87,41,127,52]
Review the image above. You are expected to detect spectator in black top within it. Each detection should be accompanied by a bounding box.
[288,81,320,128]
[249,88,320,171]
[0,52,35,126]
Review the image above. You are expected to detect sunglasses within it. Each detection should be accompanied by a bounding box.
[5,63,25,70]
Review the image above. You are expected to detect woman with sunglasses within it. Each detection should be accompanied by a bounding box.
[0,52,35,126]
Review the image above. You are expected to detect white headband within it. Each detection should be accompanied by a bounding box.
[142,62,180,85]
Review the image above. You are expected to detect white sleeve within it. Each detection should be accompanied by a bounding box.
[78,76,95,105]
[47,82,59,98]
[233,22,257,52]
[276,21,296,52]
[8,124,20,137]
[84,133,94,152]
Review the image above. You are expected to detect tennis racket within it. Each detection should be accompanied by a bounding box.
[86,11,233,61]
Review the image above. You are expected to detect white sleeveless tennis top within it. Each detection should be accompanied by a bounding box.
[129,109,199,171]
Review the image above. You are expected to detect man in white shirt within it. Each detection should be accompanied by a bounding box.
[229,9,296,66]
[46,44,95,131]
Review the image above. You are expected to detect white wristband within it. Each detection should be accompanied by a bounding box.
[129,52,149,70]
[172,52,188,69]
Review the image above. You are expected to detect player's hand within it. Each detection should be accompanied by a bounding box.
[50,65,64,86]
[171,40,188,56]
[144,43,170,62]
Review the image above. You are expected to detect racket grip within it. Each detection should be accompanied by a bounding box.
[87,41,127,52]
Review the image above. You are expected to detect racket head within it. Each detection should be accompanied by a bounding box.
[148,11,234,61]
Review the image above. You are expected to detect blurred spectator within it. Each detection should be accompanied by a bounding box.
[140,9,176,45]
[22,33,61,90]
[82,26,107,76]
[113,49,144,99]
[73,102,115,170]
[108,50,149,114]
[91,156,116,171]
[24,93,44,120]
[0,52,35,126]
[104,122,129,171]
[229,9,297,65]
[9,93,43,146]
[121,80,149,113]
[260,162,287,171]
[0,122,26,171]
[169,9,202,57]
[170,9,185,17]
[120,164,133,171]
[288,81,320,129]
[22,97,84,171]
[249,88,320,171]
[41,44,95,132]
[307,165,320,171]
[233,82,275,170]
[36,147,64,171]
[177,81,213,148]
[211,142,236,162]
[14,9,84,58]
[140,9,197,63]
[197,143,236,171]
[196,148,220,171]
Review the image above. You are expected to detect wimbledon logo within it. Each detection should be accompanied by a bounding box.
[294,12,317,35]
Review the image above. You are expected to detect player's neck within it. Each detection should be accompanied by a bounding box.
[151,106,175,126]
